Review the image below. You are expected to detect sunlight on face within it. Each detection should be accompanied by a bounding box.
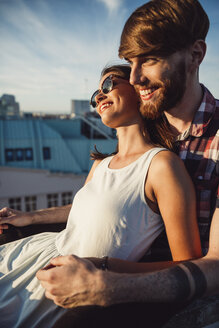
[139,58,187,119]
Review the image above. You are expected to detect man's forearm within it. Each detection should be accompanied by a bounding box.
[101,256,219,306]
[54,262,200,308]
[98,268,190,306]
[31,204,71,224]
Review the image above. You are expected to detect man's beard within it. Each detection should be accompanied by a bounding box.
[139,59,187,119]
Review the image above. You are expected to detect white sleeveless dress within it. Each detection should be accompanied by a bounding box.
[0,148,165,328]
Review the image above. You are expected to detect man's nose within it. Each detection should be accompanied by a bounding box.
[129,64,145,86]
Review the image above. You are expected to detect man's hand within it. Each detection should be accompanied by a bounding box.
[0,207,33,233]
[36,255,107,308]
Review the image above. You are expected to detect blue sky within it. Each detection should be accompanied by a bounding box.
[0,0,218,114]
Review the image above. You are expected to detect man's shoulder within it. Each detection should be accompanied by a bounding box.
[203,85,219,115]
[215,98,219,116]
[212,96,219,115]
[201,86,219,133]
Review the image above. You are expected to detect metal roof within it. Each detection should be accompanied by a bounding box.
[0,119,117,173]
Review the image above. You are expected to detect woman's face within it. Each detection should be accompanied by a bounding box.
[95,72,141,129]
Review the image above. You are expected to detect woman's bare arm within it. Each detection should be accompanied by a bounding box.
[147,151,202,261]
[0,204,71,233]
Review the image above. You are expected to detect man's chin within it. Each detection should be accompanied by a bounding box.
[139,103,163,120]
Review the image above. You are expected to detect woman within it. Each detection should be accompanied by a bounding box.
[0,65,201,327]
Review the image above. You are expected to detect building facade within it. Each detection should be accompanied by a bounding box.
[0,117,117,211]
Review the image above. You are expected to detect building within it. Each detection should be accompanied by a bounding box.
[0,94,20,118]
[0,117,117,211]
[0,166,84,211]
[71,99,90,116]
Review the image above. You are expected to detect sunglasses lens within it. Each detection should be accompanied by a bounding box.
[90,76,114,108]
[102,76,113,94]
[90,90,99,108]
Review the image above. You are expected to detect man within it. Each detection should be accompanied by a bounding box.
[118,0,218,256]
[36,0,218,326]
[1,0,218,326]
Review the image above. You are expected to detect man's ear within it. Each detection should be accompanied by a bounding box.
[190,40,207,67]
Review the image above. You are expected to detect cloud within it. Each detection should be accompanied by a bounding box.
[97,0,123,15]
[0,0,125,113]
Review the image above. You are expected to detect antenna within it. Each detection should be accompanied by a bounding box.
[84,78,88,99]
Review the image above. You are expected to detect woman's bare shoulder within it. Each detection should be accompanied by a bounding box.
[84,159,103,185]
[92,159,103,168]
[150,149,184,173]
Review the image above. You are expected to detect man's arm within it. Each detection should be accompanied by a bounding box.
[36,208,218,308]
[35,253,218,308]
[0,204,71,233]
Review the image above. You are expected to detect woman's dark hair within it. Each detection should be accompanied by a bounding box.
[100,64,131,80]
[90,64,175,161]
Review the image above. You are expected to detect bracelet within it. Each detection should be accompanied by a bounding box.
[100,256,109,271]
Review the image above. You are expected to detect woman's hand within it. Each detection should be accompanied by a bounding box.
[0,207,33,233]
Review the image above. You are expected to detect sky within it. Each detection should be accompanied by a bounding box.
[0,0,219,114]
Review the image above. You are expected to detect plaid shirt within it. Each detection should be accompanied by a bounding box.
[176,85,219,250]
[149,86,219,259]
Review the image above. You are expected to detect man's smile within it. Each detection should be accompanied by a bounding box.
[139,88,158,101]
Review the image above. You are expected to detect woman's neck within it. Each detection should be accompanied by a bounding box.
[116,123,152,157]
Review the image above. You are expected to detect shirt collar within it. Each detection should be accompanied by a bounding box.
[176,85,216,141]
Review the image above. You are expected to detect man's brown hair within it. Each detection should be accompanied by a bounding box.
[119,0,209,59]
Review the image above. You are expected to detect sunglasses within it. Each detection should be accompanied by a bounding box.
[90,74,120,108]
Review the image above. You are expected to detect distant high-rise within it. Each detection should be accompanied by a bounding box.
[0,94,20,117]
[71,100,90,116]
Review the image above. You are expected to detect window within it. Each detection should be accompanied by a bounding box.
[15,149,24,161]
[8,197,22,210]
[25,196,37,212]
[5,149,14,162]
[25,148,33,161]
[43,147,51,160]
[5,148,33,162]
[47,193,58,208]
[61,192,73,205]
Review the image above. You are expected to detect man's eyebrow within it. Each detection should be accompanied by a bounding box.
[124,53,159,62]
[138,52,158,58]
